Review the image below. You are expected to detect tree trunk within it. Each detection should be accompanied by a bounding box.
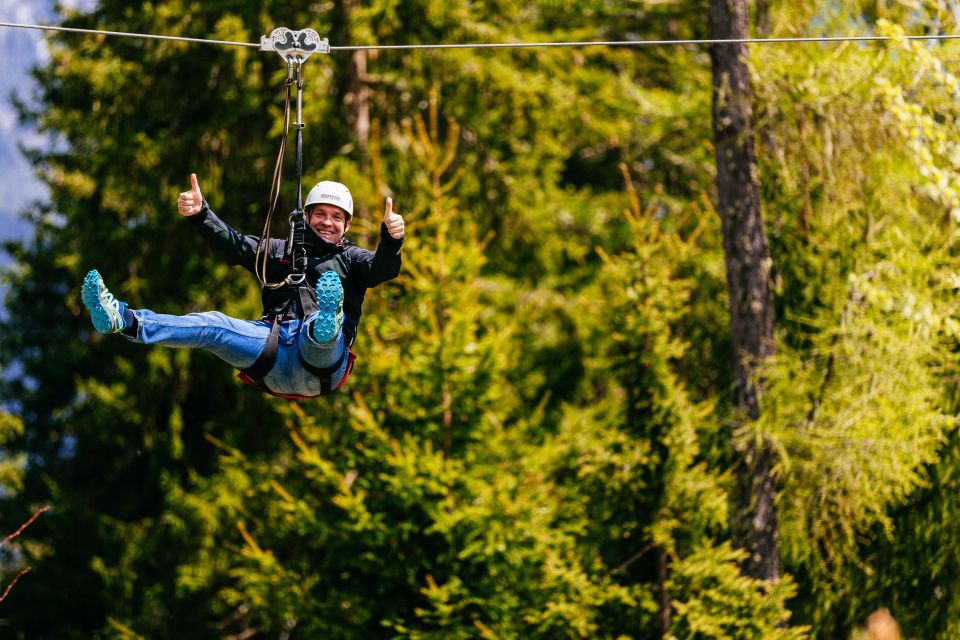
[708,0,780,582]
[336,0,370,152]
[333,0,371,223]
[346,50,371,152]
[656,546,671,637]
[755,0,771,37]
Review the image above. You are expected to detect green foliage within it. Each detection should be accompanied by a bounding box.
[751,3,960,637]
[574,177,800,636]
[0,411,24,496]
[669,543,807,640]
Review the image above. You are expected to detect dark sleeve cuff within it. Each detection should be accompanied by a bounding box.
[185,199,211,224]
[379,222,404,248]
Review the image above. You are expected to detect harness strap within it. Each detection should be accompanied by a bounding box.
[241,320,281,379]
[237,346,356,398]
[237,349,357,400]
[238,309,355,398]
[298,340,349,395]
[289,211,307,277]
[298,282,319,317]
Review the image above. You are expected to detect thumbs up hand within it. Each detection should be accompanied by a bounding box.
[384,197,405,240]
[177,173,204,217]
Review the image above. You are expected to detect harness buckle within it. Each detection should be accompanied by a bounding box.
[260,28,329,63]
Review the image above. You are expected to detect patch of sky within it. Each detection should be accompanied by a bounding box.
[0,1,97,382]
[0,1,98,254]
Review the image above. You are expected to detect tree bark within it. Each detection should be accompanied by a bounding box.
[346,50,371,152]
[333,0,371,224]
[656,546,671,638]
[336,0,370,152]
[708,0,780,582]
[755,0,771,37]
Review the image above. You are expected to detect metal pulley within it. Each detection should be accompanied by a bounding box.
[260,27,329,62]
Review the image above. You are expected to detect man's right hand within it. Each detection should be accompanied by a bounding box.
[178,173,204,217]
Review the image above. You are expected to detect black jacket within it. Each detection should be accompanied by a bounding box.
[188,203,403,347]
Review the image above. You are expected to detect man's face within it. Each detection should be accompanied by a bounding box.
[307,203,350,245]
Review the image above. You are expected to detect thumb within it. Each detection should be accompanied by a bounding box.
[190,173,201,197]
[384,197,393,219]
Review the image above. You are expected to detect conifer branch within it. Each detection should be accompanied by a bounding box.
[215,603,250,631]
[0,506,49,605]
[610,543,654,574]
[1,505,49,548]
[0,567,31,604]
[436,118,460,178]
[807,285,862,425]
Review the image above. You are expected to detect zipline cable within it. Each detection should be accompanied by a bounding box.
[0,20,259,48]
[331,34,960,51]
[1,20,960,52]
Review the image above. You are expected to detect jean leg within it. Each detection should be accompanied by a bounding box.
[290,319,349,394]
[298,313,347,370]
[128,309,269,369]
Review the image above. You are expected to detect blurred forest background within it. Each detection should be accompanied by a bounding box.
[2,0,960,638]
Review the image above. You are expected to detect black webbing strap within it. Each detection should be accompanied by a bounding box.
[298,279,345,395]
[241,320,281,379]
[291,213,307,274]
[298,343,349,395]
[298,282,319,317]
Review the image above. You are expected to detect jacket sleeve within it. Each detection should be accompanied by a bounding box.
[186,201,284,273]
[353,223,404,288]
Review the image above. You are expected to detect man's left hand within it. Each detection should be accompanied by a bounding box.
[384,197,405,240]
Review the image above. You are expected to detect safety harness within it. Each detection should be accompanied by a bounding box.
[236,288,357,399]
[237,28,356,399]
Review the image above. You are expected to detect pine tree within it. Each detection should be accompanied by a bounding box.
[749,4,960,636]
[533,168,806,638]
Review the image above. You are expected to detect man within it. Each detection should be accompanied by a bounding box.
[81,174,405,397]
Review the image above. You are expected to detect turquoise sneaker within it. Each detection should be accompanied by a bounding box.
[312,271,344,343]
[82,269,127,334]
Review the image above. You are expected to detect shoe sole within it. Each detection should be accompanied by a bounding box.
[314,271,343,343]
[82,269,116,334]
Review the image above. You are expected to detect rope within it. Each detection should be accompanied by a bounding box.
[255,75,294,290]
[1,20,958,52]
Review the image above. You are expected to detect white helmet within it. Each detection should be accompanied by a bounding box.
[304,181,354,217]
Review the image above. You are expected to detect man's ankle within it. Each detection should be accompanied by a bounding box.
[120,308,138,338]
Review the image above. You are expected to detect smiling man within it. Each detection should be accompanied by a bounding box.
[80,174,405,398]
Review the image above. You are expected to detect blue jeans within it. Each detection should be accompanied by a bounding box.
[125,310,349,396]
